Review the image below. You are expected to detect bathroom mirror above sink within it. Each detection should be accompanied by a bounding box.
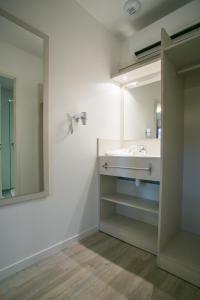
[123,80,161,140]
[113,59,161,141]
[0,9,49,206]
[109,58,161,158]
[122,59,161,141]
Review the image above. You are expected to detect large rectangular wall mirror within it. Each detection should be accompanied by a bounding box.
[0,9,49,206]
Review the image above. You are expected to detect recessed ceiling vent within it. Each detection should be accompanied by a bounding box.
[123,0,141,16]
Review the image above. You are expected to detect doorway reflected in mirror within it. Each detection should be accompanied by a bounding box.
[0,75,14,198]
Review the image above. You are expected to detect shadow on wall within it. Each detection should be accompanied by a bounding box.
[66,158,98,238]
[56,114,74,142]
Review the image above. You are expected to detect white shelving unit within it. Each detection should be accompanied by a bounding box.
[99,30,200,287]
[98,156,160,255]
[164,31,200,70]
[100,214,158,254]
[158,29,200,287]
[158,231,200,286]
[101,193,158,214]
[98,28,200,287]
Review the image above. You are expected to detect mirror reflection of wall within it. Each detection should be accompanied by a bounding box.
[124,81,161,140]
[0,15,44,200]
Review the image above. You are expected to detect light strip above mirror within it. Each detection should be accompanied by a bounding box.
[112,59,161,88]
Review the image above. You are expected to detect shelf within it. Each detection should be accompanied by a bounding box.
[164,32,200,69]
[100,214,158,254]
[101,193,159,214]
[159,231,200,287]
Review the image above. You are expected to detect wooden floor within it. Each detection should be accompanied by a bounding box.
[0,232,200,300]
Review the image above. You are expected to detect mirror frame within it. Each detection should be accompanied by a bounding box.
[0,8,49,207]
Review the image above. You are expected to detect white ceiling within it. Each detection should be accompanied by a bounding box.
[76,0,193,39]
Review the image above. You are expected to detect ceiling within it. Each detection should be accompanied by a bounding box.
[76,0,193,39]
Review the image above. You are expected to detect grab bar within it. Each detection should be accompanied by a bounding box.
[102,162,152,173]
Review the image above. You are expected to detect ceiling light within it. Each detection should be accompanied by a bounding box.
[126,81,138,88]
[122,75,128,81]
[123,0,141,16]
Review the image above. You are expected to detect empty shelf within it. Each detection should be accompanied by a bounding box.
[164,33,200,69]
[101,193,159,214]
[159,231,200,287]
[100,214,158,254]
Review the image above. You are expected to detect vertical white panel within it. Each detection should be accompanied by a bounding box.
[182,69,200,235]
[158,29,184,251]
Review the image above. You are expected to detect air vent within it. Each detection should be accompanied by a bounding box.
[127,7,137,15]
[134,22,200,59]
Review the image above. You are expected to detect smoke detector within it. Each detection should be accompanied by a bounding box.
[123,0,141,16]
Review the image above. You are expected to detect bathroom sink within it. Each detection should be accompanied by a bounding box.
[105,149,160,158]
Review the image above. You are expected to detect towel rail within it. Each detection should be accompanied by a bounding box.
[102,162,152,173]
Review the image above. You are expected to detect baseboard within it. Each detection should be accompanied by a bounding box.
[0,225,98,281]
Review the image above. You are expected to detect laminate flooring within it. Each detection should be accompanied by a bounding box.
[0,232,200,300]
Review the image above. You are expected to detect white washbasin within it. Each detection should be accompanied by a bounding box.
[105,148,160,158]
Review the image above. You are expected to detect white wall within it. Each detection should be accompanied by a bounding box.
[124,81,161,140]
[0,39,43,196]
[0,0,121,276]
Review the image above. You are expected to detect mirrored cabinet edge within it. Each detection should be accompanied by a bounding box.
[0,8,49,207]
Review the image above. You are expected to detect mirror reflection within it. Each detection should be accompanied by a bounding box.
[123,81,161,140]
[156,102,161,139]
[0,15,44,199]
